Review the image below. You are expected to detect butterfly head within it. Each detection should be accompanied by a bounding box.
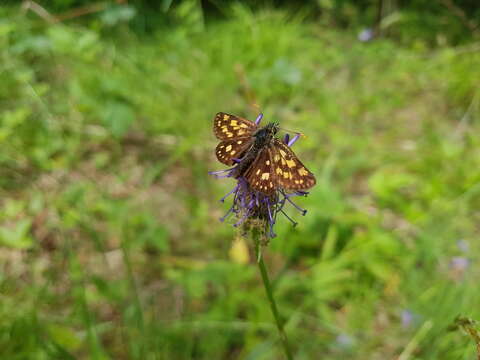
[266,122,280,135]
[254,122,279,143]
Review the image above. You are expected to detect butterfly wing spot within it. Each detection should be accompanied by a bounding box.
[279,149,287,157]
[256,169,261,175]
[230,120,238,126]
[223,114,229,120]
[238,130,246,136]
[261,173,270,180]
[276,167,283,175]
[230,150,236,155]
[237,140,243,144]
[225,145,232,152]
[298,167,308,176]
[266,160,270,165]
[286,159,296,168]
[274,155,280,162]
[227,132,233,137]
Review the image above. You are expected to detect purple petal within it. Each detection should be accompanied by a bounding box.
[266,199,274,224]
[220,205,235,222]
[288,133,300,147]
[209,168,235,178]
[255,113,263,125]
[233,211,250,227]
[208,168,232,175]
[285,196,307,215]
[283,133,290,144]
[269,227,277,238]
[220,185,239,202]
[279,209,298,227]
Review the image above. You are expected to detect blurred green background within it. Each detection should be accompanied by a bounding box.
[1,0,480,359]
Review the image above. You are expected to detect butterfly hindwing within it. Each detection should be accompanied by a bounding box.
[213,112,257,140]
[270,138,316,191]
[215,137,254,165]
[244,147,276,195]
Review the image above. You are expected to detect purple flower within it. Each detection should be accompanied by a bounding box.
[210,115,309,240]
[450,256,470,272]
[335,333,355,348]
[401,309,414,329]
[358,28,375,42]
[456,239,469,253]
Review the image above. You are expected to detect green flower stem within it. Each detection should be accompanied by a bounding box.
[253,232,294,360]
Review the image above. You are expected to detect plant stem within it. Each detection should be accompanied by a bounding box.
[254,234,294,360]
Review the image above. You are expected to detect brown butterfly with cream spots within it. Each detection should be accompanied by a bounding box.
[213,112,316,195]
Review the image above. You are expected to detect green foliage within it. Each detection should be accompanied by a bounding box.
[1,3,480,359]
[19,0,480,45]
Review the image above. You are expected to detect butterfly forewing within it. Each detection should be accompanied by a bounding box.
[270,139,316,191]
[244,147,276,195]
[215,137,254,165]
[213,112,257,140]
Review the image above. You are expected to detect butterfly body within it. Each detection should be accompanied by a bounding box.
[231,122,279,178]
[213,112,316,195]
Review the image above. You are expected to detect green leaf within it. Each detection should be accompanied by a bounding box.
[102,101,135,138]
[0,219,33,249]
[47,324,82,352]
[100,5,137,26]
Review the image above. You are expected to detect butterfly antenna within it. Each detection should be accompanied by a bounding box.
[252,103,261,113]
[278,127,307,138]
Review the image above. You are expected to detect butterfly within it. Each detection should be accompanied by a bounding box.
[213,112,316,195]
